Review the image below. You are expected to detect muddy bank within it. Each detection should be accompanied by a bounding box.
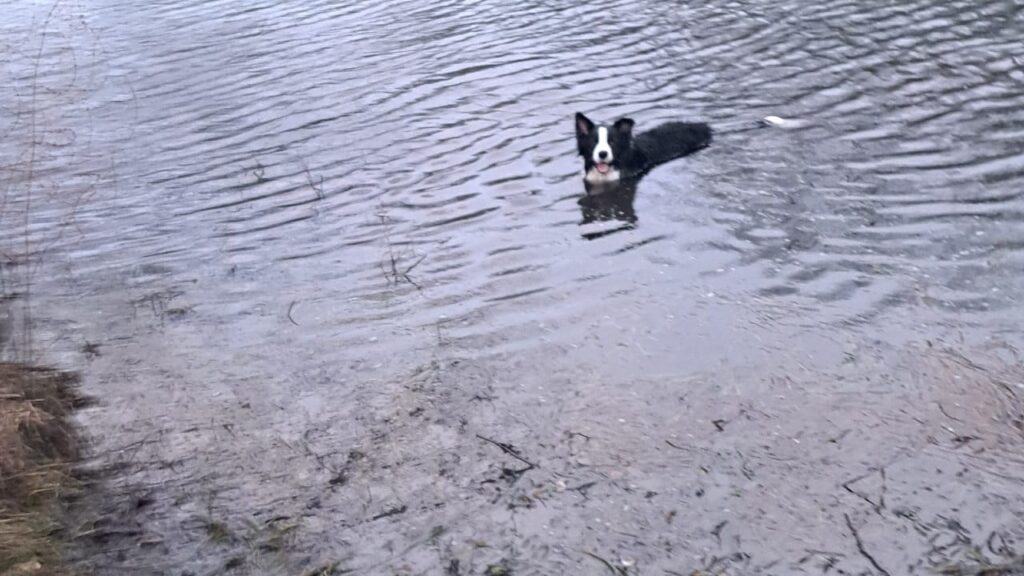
[59,336,1024,575]
[0,363,81,576]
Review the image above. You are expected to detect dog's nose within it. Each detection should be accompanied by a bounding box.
[597,151,608,160]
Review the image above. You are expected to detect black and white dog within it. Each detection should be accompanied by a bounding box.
[574,112,712,184]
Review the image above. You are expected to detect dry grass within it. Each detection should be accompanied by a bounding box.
[0,363,80,575]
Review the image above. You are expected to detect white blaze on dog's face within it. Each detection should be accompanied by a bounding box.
[585,126,619,183]
[592,127,614,175]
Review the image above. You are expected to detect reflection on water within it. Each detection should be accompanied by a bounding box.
[579,180,638,238]
[2,0,1024,573]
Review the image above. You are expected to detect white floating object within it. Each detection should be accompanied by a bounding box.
[762,115,787,126]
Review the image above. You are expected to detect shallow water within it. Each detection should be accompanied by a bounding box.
[2,0,1024,574]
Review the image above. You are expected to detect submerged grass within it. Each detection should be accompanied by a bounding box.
[0,363,80,575]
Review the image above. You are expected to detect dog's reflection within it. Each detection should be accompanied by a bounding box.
[578,178,639,239]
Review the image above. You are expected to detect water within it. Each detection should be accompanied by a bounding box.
[2,0,1024,574]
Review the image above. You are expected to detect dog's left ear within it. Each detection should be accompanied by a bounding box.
[614,118,635,135]
[575,112,595,137]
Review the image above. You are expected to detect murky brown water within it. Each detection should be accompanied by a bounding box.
[3,0,1024,574]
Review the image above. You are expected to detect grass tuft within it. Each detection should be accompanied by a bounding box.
[0,363,80,575]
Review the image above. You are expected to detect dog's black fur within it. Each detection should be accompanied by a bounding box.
[575,112,712,181]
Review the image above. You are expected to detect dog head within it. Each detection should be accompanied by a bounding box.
[575,112,635,183]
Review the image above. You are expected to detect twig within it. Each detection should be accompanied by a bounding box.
[878,467,886,511]
[843,483,881,514]
[570,481,597,498]
[937,402,965,423]
[371,505,407,521]
[844,513,891,576]
[802,548,847,558]
[934,556,1024,576]
[403,254,427,275]
[401,254,426,289]
[379,213,402,286]
[475,434,537,469]
[664,439,691,451]
[842,466,886,514]
[987,530,1011,557]
[711,520,728,545]
[18,1,64,362]
[287,300,300,326]
[401,271,421,290]
[304,166,325,200]
[581,550,627,575]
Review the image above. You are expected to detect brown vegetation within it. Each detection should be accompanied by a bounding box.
[0,363,80,576]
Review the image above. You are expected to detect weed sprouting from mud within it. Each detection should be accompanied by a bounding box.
[205,519,233,543]
[376,209,427,290]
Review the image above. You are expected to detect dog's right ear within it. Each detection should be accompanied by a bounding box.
[613,117,635,136]
[575,112,595,138]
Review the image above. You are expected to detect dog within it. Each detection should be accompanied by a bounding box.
[574,112,712,184]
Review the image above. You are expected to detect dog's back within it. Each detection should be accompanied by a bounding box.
[633,122,712,175]
[575,112,711,182]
